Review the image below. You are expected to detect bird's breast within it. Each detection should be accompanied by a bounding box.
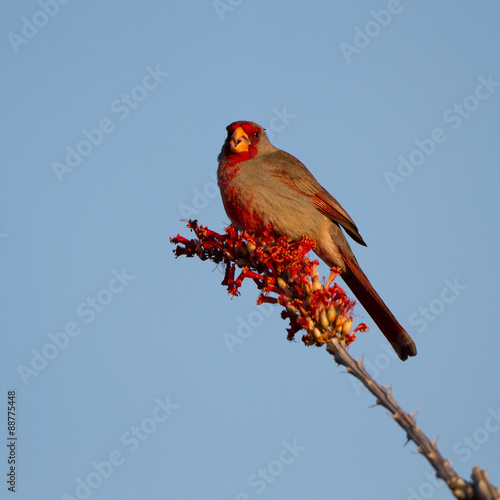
[217,161,266,232]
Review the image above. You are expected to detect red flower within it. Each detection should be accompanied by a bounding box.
[171,220,367,347]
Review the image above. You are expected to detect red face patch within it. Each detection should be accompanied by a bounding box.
[222,122,263,164]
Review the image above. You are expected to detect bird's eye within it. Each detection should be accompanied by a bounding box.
[254,131,260,139]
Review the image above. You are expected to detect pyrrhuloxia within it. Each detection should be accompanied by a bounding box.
[217,121,417,360]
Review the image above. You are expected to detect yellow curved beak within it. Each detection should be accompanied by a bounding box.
[230,126,251,153]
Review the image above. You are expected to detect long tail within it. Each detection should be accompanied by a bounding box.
[340,250,417,361]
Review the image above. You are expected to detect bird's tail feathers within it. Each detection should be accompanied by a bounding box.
[340,250,417,361]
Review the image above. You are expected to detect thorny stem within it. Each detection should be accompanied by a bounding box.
[172,221,499,499]
[326,339,500,500]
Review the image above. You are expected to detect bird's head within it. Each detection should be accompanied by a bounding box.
[218,121,274,164]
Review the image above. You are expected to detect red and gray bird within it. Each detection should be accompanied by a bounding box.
[217,120,417,361]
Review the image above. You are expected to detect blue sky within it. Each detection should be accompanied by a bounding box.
[1,1,500,499]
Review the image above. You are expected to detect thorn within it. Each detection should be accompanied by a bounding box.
[381,385,391,394]
[409,410,419,419]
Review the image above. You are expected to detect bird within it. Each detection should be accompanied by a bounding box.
[216,120,417,361]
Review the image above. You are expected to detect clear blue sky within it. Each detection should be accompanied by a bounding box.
[1,1,500,499]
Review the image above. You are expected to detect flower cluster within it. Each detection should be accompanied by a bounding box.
[171,220,368,347]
